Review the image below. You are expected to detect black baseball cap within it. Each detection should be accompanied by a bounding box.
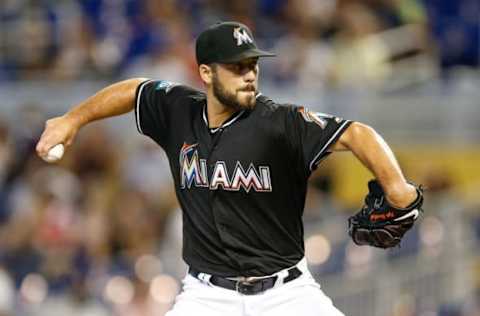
[195,22,276,65]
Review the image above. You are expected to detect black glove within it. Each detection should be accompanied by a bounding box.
[348,179,424,248]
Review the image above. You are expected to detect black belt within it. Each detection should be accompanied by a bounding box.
[189,266,302,295]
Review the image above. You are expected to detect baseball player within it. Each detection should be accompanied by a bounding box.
[36,22,423,316]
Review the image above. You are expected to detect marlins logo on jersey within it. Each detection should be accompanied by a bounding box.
[298,107,342,129]
[155,80,178,93]
[179,143,272,192]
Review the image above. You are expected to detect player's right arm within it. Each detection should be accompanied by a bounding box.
[36,78,147,158]
[330,122,417,208]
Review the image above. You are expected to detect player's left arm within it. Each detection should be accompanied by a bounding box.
[330,122,417,208]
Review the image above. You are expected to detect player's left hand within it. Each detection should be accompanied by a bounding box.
[348,179,424,248]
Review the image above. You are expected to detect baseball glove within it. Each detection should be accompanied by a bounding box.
[348,179,424,249]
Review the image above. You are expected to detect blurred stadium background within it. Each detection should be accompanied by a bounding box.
[0,0,479,315]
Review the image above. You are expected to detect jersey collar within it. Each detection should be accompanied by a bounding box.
[203,107,245,133]
[202,93,262,133]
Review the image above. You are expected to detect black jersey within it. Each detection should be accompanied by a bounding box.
[134,79,352,277]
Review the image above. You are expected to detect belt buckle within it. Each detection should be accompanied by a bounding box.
[235,277,259,295]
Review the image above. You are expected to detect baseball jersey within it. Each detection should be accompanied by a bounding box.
[134,80,352,277]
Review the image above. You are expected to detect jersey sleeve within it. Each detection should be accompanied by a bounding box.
[134,79,186,147]
[287,106,353,172]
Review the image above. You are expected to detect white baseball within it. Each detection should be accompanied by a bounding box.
[43,144,65,163]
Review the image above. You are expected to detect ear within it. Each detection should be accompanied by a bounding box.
[199,64,213,85]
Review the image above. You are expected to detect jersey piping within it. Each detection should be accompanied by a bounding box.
[201,93,263,133]
[135,79,154,135]
[202,106,246,133]
[308,120,351,171]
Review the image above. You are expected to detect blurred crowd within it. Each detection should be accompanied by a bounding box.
[0,105,185,315]
[0,0,478,86]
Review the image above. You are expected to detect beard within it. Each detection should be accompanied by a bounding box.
[212,73,257,111]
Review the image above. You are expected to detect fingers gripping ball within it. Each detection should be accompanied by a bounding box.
[348,179,424,249]
[42,144,65,163]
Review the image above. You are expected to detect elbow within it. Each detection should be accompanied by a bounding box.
[349,122,376,137]
[339,122,378,150]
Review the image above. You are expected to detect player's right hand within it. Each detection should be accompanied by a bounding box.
[36,115,80,158]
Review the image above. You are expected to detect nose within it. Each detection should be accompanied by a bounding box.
[244,68,256,83]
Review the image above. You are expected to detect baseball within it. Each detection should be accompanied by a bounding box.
[43,144,65,163]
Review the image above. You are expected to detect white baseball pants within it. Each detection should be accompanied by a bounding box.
[165,258,344,316]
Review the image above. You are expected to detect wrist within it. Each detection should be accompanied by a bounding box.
[385,182,417,208]
[63,112,84,130]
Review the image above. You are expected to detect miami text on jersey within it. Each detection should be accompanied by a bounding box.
[179,143,272,192]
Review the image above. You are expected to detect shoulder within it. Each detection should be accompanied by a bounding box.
[161,81,205,99]
[255,94,299,118]
[142,80,205,102]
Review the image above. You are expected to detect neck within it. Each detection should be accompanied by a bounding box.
[206,91,237,128]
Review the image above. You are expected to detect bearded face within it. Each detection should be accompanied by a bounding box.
[211,70,257,111]
[209,58,259,111]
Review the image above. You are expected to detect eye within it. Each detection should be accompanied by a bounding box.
[240,62,258,72]
[225,64,241,73]
[225,60,258,74]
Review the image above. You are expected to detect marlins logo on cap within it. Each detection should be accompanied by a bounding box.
[233,27,253,46]
[195,21,275,65]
